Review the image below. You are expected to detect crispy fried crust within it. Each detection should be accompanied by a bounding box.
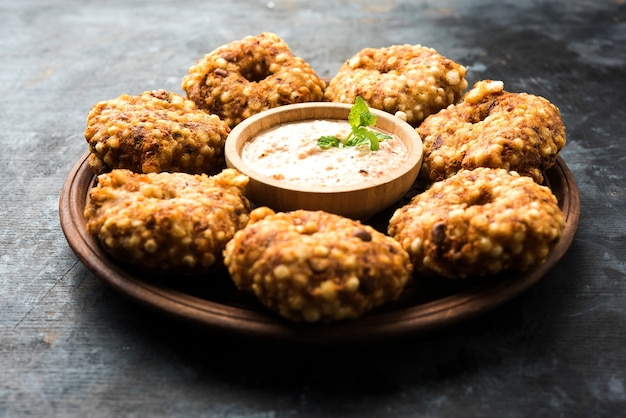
[418,80,566,184]
[84,168,250,274]
[388,168,565,279]
[84,89,230,175]
[324,44,468,126]
[223,208,413,322]
[182,32,326,128]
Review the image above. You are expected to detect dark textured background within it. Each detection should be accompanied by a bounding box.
[1,0,625,416]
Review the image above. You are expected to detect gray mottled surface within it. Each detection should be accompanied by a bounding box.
[1,0,625,416]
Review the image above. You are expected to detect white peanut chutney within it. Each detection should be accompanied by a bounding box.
[241,120,408,187]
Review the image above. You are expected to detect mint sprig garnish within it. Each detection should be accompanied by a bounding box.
[317,96,392,151]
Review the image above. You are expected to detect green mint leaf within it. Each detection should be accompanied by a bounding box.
[317,135,341,149]
[349,96,377,129]
[343,130,361,147]
[344,127,383,151]
[319,96,391,151]
[370,132,393,151]
[374,131,392,142]
[356,127,382,151]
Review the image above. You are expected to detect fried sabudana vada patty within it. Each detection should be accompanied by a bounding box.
[182,32,326,128]
[324,44,468,126]
[388,168,565,279]
[85,89,230,175]
[84,168,250,274]
[223,208,413,323]
[418,80,566,184]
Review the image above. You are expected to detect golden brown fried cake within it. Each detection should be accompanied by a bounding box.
[418,80,566,184]
[84,89,230,175]
[223,208,413,323]
[182,32,326,128]
[84,168,250,274]
[388,168,565,279]
[324,44,468,126]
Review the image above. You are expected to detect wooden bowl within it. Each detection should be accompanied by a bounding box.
[224,102,423,219]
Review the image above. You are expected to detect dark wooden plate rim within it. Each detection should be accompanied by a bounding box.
[59,152,580,343]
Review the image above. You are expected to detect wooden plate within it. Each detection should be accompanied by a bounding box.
[59,153,580,343]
